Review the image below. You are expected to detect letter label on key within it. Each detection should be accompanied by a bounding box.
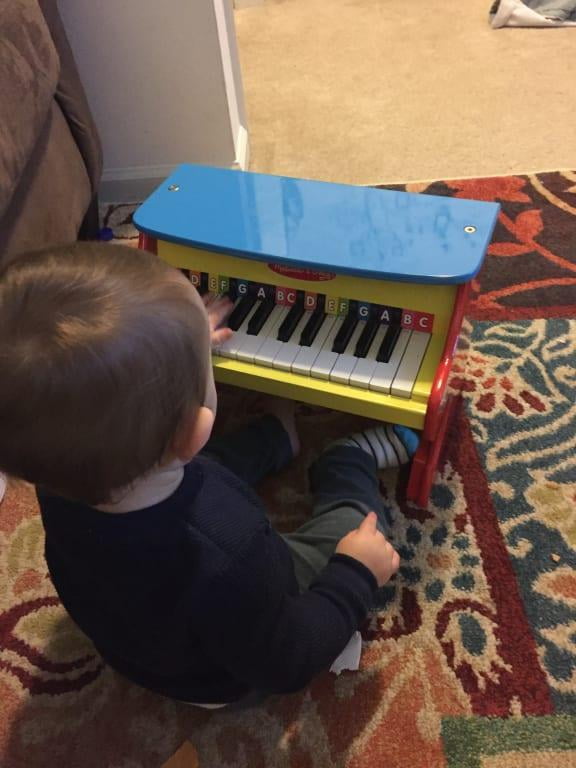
[189,271,201,287]
[326,296,339,314]
[276,287,298,306]
[417,312,434,331]
[379,306,402,324]
[305,292,317,310]
[338,298,349,316]
[256,285,268,300]
[209,274,218,293]
[401,310,434,331]
[238,280,249,295]
[358,302,370,319]
[218,275,229,293]
[401,311,413,329]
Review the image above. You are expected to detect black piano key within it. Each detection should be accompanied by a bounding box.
[277,294,305,342]
[299,297,325,346]
[247,298,275,335]
[199,272,209,296]
[354,317,380,359]
[377,324,402,362]
[332,305,358,354]
[227,294,257,331]
[254,283,276,302]
[226,277,238,302]
[300,308,326,347]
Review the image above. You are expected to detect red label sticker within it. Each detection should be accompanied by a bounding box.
[415,312,434,331]
[402,310,434,331]
[275,286,299,306]
[401,311,415,329]
[268,264,336,281]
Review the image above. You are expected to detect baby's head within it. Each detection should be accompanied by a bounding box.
[0,242,215,505]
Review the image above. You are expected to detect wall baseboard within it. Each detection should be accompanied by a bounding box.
[100,164,177,203]
[99,134,250,203]
[231,125,250,171]
[99,177,166,204]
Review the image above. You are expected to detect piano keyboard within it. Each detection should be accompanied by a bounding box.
[194,274,431,399]
[141,237,460,429]
[146,239,458,429]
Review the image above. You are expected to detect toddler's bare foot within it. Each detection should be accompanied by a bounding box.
[262,397,300,457]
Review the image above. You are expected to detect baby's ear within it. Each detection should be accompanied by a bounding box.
[172,406,215,461]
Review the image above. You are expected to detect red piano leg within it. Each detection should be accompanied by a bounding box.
[138,233,157,254]
[406,283,470,507]
[407,394,457,507]
[407,438,429,507]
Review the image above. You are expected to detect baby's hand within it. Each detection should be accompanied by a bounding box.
[203,294,234,348]
[335,512,400,588]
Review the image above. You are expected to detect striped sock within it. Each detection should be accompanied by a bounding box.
[333,424,419,468]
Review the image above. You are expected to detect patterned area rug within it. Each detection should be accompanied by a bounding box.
[1,172,575,768]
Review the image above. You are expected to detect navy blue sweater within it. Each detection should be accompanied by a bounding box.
[39,457,377,703]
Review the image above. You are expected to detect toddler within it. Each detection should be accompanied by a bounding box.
[0,243,418,707]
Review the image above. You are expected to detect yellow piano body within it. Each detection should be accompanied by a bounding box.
[158,241,455,431]
[134,164,499,504]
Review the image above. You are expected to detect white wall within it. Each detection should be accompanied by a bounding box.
[59,0,248,201]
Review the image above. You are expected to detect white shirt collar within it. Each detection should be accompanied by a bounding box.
[95,459,185,513]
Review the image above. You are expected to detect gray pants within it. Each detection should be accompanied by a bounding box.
[205,415,389,590]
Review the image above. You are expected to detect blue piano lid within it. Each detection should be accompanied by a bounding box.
[133,164,500,285]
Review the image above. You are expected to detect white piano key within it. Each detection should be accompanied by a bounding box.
[310,316,345,380]
[254,306,291,367]
[368,329,412,394]
[272,311,313,371]
[349,324,389,389]
[330,321,366,385]
[236,305,284,363]
[291,315,337,376]
[390,331,431,398]
[216,301,261,359]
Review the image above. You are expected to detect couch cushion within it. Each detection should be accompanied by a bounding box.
[0,100,91,262]
[0,0,60,221]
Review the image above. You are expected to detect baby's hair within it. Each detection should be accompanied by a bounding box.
[0,242,210,505]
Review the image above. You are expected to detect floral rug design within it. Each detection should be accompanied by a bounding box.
[0,172,575,767]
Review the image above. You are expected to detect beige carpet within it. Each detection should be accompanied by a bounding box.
[235,0,576,185]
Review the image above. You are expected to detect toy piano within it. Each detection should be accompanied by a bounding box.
[134,164,499,506]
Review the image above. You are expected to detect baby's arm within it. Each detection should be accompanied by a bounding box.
[202,294,234,347]
[196,524,380,694]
